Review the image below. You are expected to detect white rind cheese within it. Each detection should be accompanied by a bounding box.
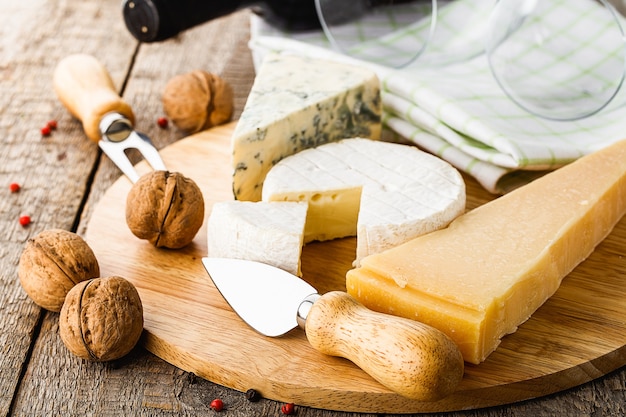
[231,53,382,202]
[207,201,308,276]
[262,138,466,265]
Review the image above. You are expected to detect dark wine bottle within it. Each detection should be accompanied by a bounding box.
[122,0,321,42]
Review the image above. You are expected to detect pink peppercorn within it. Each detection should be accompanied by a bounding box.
[281,403,295,415]
[157,117,168,129]
[209,398,223,412]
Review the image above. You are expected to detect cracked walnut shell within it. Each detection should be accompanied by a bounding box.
[126,170,205,249]
[162,70,233,134]
[59,276,144,361]
[18,229,100,312]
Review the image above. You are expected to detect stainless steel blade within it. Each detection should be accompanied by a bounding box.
[202,257,319,337]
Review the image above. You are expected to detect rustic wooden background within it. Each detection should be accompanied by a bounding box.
[1,1,626,416]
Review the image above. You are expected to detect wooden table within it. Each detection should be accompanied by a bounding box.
[2,1,626,416]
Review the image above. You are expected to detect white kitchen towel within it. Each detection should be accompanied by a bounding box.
[248,0,626,193]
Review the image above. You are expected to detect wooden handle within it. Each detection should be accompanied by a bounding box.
[53,54,135,142]
[305,291,464,401]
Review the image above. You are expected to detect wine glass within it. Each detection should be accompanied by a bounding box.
[314,0,499,67]
[484,0,626,120]
[314,0,438,68]
[315,0,626,120]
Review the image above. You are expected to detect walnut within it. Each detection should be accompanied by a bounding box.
[59,276,144,361]
[126,170,205,249]
[162,70,233,134]
[18,229,100,312]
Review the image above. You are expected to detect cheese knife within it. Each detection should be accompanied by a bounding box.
[53,54,166,183]
[201,257,464,401]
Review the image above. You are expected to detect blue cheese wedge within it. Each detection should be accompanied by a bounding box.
[207,201,308,276]
[262,139,466,266]
[232,53,382,201]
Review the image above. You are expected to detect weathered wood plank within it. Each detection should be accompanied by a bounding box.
[0,0,136,415]
[0,0,135,415]
[10,5,282,417]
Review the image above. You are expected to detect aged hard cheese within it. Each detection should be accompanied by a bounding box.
[232,53,382,201]
[207,201,307,276]
[347,139,626,364]
[262,138,466,266]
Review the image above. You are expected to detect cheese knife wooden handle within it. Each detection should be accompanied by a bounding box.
[303,291,464,401]
[53,54,135,143]
[203,242,464,401]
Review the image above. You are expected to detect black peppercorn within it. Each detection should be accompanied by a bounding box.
[245,388,262,402]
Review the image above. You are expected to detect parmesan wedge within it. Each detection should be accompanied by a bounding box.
[347,140,626,364]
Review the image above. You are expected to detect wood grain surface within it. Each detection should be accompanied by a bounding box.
[85,122,626,414]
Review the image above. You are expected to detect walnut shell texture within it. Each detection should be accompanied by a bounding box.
[126,170,205,249]
[161,70,233,134]
[59,276,144,361]
[18,229,100,312]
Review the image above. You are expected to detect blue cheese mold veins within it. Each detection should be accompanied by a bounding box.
[231,54,382,201]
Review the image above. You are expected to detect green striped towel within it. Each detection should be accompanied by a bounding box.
[248,0,626,194]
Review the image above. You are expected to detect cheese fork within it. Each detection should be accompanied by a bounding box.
[53,54,166,183]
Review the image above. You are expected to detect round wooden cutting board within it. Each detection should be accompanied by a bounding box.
[85,122,626,414]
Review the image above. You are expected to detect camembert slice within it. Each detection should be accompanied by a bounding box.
[347,139,626,364]
[207,201,308,276]
[262,138,466,265]
[232,53,382,201]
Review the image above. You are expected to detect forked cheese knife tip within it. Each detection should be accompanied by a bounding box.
[53,54,166,183]
[201,257,464,401]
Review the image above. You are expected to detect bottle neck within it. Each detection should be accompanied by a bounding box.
[258,0,321,32]
[122,0,320,43]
